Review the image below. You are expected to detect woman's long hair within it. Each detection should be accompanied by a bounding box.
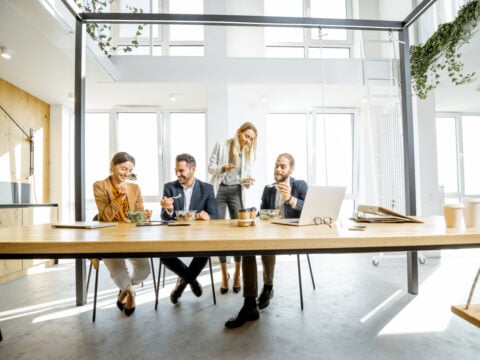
[229,122,257,164]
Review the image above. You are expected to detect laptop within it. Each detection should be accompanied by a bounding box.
[51,221,118,229]
[271,185,346,226]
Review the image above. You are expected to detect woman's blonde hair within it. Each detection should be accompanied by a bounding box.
[229,122,257,164]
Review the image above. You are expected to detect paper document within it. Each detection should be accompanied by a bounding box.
[353,205,423,223]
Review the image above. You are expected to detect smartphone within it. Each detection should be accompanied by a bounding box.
[349,225,367,231]
[168,223,191,227]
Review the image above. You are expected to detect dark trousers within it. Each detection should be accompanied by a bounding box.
[161,257,208,284]
[216,184,242,263]
[242,255,276,298]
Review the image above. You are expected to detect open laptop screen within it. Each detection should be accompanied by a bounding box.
[271,185,346,226]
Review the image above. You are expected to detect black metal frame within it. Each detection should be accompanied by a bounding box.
[58,0,439,305]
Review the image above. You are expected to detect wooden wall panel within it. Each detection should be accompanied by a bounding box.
[0,77,50,201]
[0,77,52,284]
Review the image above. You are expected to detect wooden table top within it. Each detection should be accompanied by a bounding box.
[1,216,480,258]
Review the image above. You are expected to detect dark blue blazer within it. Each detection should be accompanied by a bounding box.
[161,179,218,221]
[260,177,308,219]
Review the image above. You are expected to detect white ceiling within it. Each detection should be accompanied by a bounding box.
[0,0,479,113]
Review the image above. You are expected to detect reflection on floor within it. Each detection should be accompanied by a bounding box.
[1,251,480,360]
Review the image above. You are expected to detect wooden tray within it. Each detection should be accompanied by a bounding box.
[451,304,480,327]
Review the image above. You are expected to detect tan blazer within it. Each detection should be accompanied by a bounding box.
[93,176,144,222]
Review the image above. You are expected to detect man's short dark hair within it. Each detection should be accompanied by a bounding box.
[176,153,196,167]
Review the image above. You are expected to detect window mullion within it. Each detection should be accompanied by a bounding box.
[457,115,465,197]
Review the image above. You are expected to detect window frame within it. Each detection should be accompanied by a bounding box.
[109,0,205,56]
[264,0,354,59]
[436,112,480,202]
[84,108,207,205]
[267,108,358,200]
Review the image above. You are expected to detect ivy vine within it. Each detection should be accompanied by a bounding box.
[409,0,480,99]
[75,0,144,57]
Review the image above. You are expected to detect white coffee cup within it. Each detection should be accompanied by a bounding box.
[443,204,464,228]
[463,199,480,227]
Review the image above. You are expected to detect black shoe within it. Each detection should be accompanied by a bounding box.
[220,287,228,294]
[190,280,203,297]
[257,287,274,309]
[225,305,260,329]
[170,278,187,304]
[232,286,241,293]
[116,290,127,311]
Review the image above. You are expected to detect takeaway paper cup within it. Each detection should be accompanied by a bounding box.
[443,204,464,228]
[463,199,480,227]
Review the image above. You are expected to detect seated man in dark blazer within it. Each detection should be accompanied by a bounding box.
[160,153,218,304]
[225,153,308,328]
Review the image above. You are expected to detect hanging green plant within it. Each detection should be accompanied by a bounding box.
[409,0,480,99]
[75,0,144,57]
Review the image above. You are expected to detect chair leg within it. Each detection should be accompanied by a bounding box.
[92,263,99,322]
[208,258,216,305]
[155,258,162,310]
[0,328,3,341]
[297,254,304,310]
[150,257,157,299]
[162,262,166,288]
[306,253,316,290]
[86,261,93,294]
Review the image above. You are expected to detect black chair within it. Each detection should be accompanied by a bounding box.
[154,257,216,310]
[86,258,157,322]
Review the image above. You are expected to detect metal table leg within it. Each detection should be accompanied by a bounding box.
[75,259,87,305]
[407,251,419,295]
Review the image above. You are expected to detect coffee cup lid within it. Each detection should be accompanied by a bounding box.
[463,198,480,203]
[443,203,464,209]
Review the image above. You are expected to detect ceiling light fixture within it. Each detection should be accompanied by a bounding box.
[0,47,12,60]
[260,95,268,103]
[169,93,177,102]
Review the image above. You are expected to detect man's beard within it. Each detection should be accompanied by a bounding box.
[274,174,288,183]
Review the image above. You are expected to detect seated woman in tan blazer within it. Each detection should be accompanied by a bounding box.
[93,151,150,316]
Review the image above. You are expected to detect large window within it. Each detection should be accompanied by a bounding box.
[266,111,356,217]
[111,0,205,56]
[264,0,352,58]
[85,110,206,220]
[436,114,480,202]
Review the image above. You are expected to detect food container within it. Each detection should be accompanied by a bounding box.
[237,219,256,227]
[239,177,255,186]
[126,210,147,223]
[175,210,197,221]
[258,209,280,220]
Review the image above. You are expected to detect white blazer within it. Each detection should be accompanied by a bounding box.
[208,140,254,199]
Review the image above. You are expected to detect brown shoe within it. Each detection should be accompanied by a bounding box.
[124,288,136,316]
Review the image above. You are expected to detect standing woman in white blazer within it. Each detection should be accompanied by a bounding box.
[208,122,258,294]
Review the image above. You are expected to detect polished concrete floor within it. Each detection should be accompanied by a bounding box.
[1,251,480,360]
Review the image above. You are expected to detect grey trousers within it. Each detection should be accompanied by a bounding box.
[216,184,242,263]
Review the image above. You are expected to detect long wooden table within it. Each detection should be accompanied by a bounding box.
[2,216,480,302]
[2,216,480,341]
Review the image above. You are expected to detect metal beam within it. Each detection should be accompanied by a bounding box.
[74,18,87,306]
[399,28,416,217]
[80,13,404,31]
[60,0,83,22]
[403,0,438,28]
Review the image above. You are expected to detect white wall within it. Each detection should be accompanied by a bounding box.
[50,105,75,221]
[415,95,443,216]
